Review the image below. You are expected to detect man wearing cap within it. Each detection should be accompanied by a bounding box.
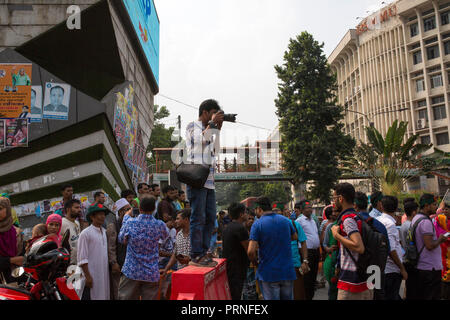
[77,203,111,300]
[369,191,384,218]
[106,198,131,300]
[248,196,297,300]
[296,199,321,300]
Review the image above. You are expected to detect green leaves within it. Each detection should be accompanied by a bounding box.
[274,31,355,203]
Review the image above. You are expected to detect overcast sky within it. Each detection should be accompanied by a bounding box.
[153,0,394,147]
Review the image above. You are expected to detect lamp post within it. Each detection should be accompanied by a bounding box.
[344,107,410,127]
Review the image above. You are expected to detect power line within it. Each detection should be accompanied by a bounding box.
[157,93,273,131]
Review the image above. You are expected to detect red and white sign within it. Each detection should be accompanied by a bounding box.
[357,4,398,35]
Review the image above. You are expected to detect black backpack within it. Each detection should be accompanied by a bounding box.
[337,212,389,281]
[403,217,428,268]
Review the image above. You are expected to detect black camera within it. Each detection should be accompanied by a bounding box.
[218,111,237,123]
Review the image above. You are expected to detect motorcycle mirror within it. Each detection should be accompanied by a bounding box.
[11,267,24,278]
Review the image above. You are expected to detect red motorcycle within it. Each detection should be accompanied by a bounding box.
[0,238,79,300]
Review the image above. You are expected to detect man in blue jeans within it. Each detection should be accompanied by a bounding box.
[186,99,224,267]
[248,197,297,300]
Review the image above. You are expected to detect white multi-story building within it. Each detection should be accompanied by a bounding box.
[329,0,450,195]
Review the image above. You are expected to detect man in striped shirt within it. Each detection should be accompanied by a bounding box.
[185,99,224,267]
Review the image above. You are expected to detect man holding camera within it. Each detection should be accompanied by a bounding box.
[185,99,227,267]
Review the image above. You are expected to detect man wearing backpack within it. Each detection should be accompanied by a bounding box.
[331,183,372,300]
[377,196,408,300]
[409,193,449,300]
[354,191,390,300]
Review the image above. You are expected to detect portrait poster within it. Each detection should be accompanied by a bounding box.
[0,120,4,148]
[0,64,32,119]
[29,85,43,123]
[4,118,28,148]
[42,82,71,120]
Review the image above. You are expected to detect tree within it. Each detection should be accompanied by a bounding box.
[146,105,178,169]
[364,120,448,195]
[274,31,355,203]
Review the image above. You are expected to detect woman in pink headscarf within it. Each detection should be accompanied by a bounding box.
[45,214,62,247]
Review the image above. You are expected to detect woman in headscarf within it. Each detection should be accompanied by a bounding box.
[45,214,63,247]
[0,197,24,284]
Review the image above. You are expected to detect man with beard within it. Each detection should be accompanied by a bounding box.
[331,183,371,300]
[61,199,82,265]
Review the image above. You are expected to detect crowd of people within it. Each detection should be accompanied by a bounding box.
[1,97,449,301]
[0,180,449,300]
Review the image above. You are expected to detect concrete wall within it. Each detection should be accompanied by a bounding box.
[0,0,155,148]
[0,1,100,51]
[108,1,155,149]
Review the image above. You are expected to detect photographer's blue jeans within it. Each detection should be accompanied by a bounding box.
[187,186,216,259]
[259,280,294,300]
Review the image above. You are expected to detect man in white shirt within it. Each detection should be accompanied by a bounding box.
[376,196,408,300]
[185,99,224,268]
[296,199,320,300]
[60,199,81,265]
[77,203,111,300]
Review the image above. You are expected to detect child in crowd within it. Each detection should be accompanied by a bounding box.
[25,224,48,254]
[159,212,177,300]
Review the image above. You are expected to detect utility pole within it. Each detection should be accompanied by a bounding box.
[177,115,181,142]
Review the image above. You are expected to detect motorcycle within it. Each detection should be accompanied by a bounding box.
[0,232,80,300]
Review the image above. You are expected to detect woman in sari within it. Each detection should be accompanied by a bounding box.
[434,203,450,300]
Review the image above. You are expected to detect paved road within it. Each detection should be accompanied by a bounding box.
[313,280,407,300]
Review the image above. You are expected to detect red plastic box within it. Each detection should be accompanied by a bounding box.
[170,258,231,300]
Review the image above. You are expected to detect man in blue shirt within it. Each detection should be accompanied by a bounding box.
[118,196,168,300]
[354,191,390,300]
[248,197,297,300]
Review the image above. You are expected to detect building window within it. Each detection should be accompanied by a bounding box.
[425,37,438,44]
[418,109,428,120]
[442,11,450,25]
[411,23,419,37]
[416,79,425,92]
[427,45,440,59]
[433,105,447,120]
[424,16,436,31]
[421,135,431,145]
[436,132,449,145]
[431,96,445,104]
[430,74,443,88]
[445,41,450,55]
[413,51,422,64]
[417,100,427,108]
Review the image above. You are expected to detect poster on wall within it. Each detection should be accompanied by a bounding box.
[4,118,28,148]
[0,120,4,148]
[42,82,70,120]
[0,64,32,119]
[113,84,149,183]
[29,85,43,123]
